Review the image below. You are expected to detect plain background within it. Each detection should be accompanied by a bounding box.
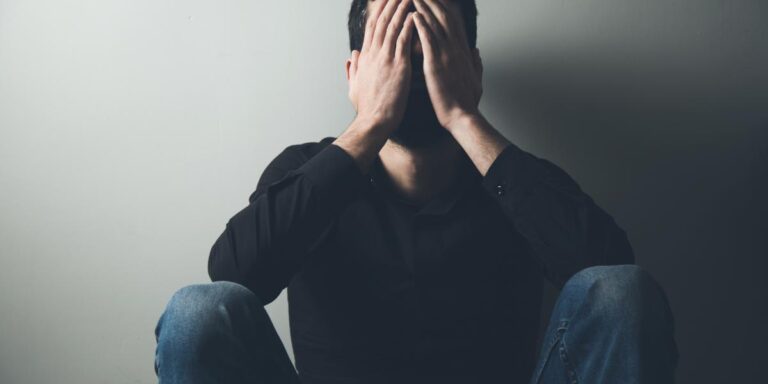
[1,0,766,383]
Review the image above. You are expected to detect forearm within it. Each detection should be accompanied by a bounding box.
[445,112,512,177]
[333,116,393,175]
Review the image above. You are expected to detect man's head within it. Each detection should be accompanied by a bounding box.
[348,0,477,53]
[346,0,479,149]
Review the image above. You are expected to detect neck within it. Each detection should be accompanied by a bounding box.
[376,136,472,206]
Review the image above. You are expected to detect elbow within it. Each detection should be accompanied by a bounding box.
[207,229,282,306]
[207,226,241,283]
[616,227,636,265]
[207,237,230,283]
[589,205,635,266]
[604,223,635,266]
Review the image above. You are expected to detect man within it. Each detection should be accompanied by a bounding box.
[154,1,679,383]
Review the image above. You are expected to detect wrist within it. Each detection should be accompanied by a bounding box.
[444,109,484,133]
[335,117,392,175]
[352,112,398,134]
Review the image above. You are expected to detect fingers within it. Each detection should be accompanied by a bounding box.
[413,12,437,64]
[422,0,454,37]
[373,0,402,49]
[383,0,412,55]
[413,0,445,41]
[361,0,388,53]
[395,13,416,59]
[440,0,471,50]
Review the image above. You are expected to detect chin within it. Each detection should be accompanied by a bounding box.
[389,90,451,149]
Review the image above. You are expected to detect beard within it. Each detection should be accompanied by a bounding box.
[387,81,452,150]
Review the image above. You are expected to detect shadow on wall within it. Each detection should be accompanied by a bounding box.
[480,46,768,384]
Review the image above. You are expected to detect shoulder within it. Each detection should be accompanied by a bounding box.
[276,136,337,165]
[250,136,337,202]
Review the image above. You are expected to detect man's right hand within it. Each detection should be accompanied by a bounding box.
[348,0,416,132]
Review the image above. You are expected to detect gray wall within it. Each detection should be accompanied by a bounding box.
[0,1,765,383]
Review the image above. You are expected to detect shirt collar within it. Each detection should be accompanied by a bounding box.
[367,153,481,217]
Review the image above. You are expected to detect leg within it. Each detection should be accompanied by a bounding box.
[529,265,679,384]
[154,281,300,384]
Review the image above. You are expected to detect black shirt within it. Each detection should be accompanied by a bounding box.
[208,136,634,384]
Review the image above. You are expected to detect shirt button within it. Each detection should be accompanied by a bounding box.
[496,183,505,196]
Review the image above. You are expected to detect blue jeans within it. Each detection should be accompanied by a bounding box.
[154,265,678,383]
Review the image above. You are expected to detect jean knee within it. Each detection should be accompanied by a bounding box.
[155,281,262,343]
[154,281,266,376]
[563,264,668,320]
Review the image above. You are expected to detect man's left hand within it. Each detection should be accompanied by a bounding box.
[412,0,483,132]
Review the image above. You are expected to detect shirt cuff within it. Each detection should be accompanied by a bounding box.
[295,143,369,209]
[480,142,539,214]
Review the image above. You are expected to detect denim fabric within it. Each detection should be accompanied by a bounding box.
[154,281,300,384]
[155,265,677,383]
[530,265,679,384]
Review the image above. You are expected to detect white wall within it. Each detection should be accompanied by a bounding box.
[1,1,765,383]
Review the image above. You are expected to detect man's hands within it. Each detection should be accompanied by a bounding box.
[412,0,483,132]
[336,0,417,174]
[337,0,490,174]
[347,0,482,133]
[348,0,416,132]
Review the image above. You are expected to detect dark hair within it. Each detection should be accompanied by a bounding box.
[347,0,478,52]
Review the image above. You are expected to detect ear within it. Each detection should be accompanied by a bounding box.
[346,50,361,108]
[345,50,360,82]
[345,58,352,81]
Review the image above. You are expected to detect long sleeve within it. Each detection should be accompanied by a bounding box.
[480,142,635,289]
[208,141,368,304]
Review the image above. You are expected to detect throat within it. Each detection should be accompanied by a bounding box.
[374,138,473,206]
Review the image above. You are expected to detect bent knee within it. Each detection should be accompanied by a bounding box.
[569,264,657,292]
[156,281,262,339]
[564,264,668,320]
[168,281,261,313]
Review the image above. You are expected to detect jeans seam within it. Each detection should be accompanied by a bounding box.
[531,319,568,384]
[559,331,580,384]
